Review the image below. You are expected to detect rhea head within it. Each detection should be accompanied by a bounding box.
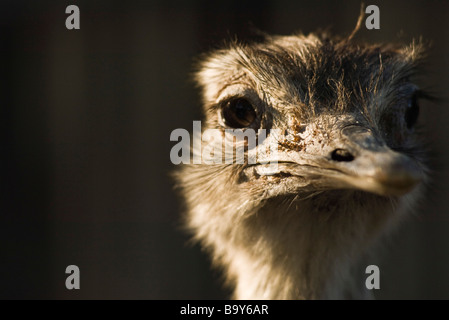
[192,33,428,205]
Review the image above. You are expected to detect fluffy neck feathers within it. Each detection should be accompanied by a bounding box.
[182,172,413,299]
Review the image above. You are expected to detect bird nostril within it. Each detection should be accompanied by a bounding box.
[331,149,355,162]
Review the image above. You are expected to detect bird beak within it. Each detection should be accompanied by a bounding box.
[325,125,424,196]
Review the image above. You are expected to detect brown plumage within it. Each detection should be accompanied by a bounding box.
[175,31,429,299]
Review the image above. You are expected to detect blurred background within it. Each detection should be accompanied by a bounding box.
[1,0,448,299]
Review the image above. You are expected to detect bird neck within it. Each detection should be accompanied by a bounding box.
[219,192,395,299]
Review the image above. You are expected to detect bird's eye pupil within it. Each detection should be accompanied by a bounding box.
[222,98,257,128]
[405,93,419,129]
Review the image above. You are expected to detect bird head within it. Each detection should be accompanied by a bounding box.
[192,33,429,204]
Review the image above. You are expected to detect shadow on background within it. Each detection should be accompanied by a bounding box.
[1,0,448,299]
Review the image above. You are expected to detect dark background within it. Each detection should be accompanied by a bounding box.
[1,0,448,299]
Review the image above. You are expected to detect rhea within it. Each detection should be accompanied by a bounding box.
[176,31,429,299]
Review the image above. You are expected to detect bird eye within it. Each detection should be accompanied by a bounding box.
[221,98,257,128]
[405,92,419,129]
